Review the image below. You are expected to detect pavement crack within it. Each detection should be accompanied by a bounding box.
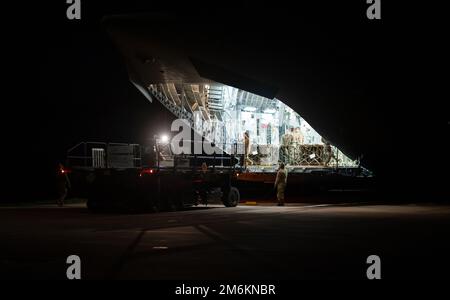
[108,228,147,279]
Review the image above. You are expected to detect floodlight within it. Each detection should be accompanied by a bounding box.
[161,135,169,143]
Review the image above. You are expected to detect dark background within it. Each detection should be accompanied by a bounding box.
[1,1,448,201]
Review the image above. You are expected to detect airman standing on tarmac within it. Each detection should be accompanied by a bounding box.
[274,162,288,206]
[56,163,71,207]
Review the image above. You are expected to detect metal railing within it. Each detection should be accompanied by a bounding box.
[66,142,142,169]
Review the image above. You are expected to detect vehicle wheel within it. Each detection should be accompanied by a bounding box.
[222,187,240,207]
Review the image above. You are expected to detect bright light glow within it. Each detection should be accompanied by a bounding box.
[60,168,70,174]
[243,106,257,112]
[263,108,276,114]
[161,135,169,143]
[140,168,156,177]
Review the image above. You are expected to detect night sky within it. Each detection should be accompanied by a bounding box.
[5,1,177,200]
[2,1,448,201]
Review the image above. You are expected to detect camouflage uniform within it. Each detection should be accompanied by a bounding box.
[275,168,288,205]
[280,133,293,164]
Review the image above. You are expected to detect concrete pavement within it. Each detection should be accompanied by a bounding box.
[1,202,450,279]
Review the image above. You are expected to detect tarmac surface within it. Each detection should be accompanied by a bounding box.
[1,201,450,279]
